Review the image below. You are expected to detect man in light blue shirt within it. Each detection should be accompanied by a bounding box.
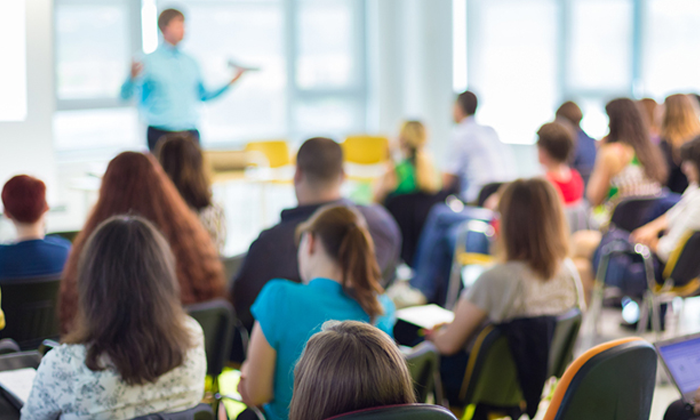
[121,9,246,151]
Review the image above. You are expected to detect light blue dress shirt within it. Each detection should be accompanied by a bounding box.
[251,277,396,420]
[121,43,230,131]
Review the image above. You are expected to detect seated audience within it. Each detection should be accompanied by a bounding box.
[443,90,516,203]
[555,101,597,186]
[659,94,700,194]
[537,122,584,206]
[232,137,400,333]
[427,178,584,406]
[21,216,206,419]
[155,133,227,253]
[0,175,70,280]
[374,120,440,203]
[571,97,668,298]
[638,97,662,144]
[237,205,396,420]
[631,135,700,263]
[59,152,225,333]
[289,320,415,420]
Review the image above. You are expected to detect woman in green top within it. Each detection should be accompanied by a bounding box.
[374,120,441,203]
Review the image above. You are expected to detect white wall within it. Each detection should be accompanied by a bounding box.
[0,0,56,202]
[367,0,454,164]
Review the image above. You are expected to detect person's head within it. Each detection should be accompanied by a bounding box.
[289,320,415,420]
[155,133,212,211]
[296,205,383,319]
[537,122,575,166]
[498,178,569,280]
[61,152,223,330]
[454,90,478,122]
[294,137,344,204]
[605,98,668,184]
[555,101,583,128]
[158,9,185,45]
[398,120,427,158]
[637,98,660,135]
[1,175,49,226]
[680,135,700,185]
[661,94,700,150]
[65,215,192,385]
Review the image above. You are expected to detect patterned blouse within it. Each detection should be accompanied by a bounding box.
[20,317,206,420]
[197,203,227,254]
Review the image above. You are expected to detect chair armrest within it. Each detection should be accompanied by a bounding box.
[39,339,60,356]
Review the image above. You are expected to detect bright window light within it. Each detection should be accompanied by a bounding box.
[141,0,158,54]
[452,0,467,92]
[0,0,27,121]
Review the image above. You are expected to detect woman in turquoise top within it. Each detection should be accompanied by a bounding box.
[374,120,441,203]
[237,205,396,420]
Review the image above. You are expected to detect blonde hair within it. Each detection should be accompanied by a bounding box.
[498,178,569,280]
[399,121,440,194]
[661,94,700,154]
[289,321,415,420]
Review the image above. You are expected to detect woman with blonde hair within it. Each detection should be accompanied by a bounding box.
[660,93,700,193]
[289,321,415,420]
[374,120,440,203]
[237,205,396,420]
[428,178,584,407]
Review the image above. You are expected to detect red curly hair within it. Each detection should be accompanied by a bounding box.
[59,152,225,333]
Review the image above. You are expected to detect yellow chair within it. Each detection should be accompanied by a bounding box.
[341,135,389,165]
[202,149,252,183]
[244,140,291,169]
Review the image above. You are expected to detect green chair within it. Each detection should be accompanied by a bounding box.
[548,308,583,378]
[402,341,443,404]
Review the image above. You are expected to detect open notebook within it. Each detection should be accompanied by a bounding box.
[0,368,36,409]
[396,304,455,330]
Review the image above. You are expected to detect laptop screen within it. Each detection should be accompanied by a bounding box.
[658,336,700,395]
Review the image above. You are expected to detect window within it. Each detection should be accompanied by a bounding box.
[54,0,368,151]
[0,0,27,121]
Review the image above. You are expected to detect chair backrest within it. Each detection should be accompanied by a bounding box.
[0,275,62,350]
[244,140,291,168]
[663,231,700,287]
[131,402,214,420]
[402,342,440,403]
[610,194,678,232]
[221,253,247,289]
[548,308,583,378]
[543,338,657,420]
[342,136,389,165]
[186,299,235,378]
[325,404,457,420]
[0,350,42,371]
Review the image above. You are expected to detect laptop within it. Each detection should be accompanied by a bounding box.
[656,332,700,404]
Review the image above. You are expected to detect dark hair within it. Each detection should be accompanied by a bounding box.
[289,321,415,420]
[555,101,583,127]
[681,135,700,175]
[60,152,225,333]
[1,175,48,223]
[498,178,569,280]
[64,216,193,385]
[296,137,344,186]
[155,133,212,211]
[296,205,383,319]
[605,98,668,184]
[457,91,478,116]
[537,122,575,163]
[158,8,184,32]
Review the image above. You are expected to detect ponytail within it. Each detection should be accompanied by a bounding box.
[338,225,384,320]
[297,205,384,321]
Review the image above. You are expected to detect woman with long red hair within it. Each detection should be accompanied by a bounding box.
[59,152,225,332]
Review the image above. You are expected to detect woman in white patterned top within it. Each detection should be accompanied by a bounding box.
[21,216,206,420]
[155,133,227,253]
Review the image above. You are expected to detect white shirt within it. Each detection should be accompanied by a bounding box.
[657,183,700,262]
[20,317,206,420]
[444,116,517,202]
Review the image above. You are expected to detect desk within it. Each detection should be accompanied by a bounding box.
[0,352,42,420]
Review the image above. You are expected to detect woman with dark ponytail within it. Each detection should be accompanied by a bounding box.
[237,205,396,420]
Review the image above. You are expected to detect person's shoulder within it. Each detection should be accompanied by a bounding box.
[479,262,527,283]
[259,278,301,299]
[40,342,86,369]
[43,235,72,250]
[183,315,205,346]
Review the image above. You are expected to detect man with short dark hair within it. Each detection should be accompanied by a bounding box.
[121,8,248,151]
[0,175,71,280]
[232,138,401,337]
[443,90,516,203]
[556,101,597,186]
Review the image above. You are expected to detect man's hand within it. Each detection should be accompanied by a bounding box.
[130,60,144,79]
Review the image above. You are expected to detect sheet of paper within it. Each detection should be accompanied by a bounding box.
[396,304,455,330]
[0,368,36,405]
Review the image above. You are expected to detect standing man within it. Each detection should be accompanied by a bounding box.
[121,8,247,151]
